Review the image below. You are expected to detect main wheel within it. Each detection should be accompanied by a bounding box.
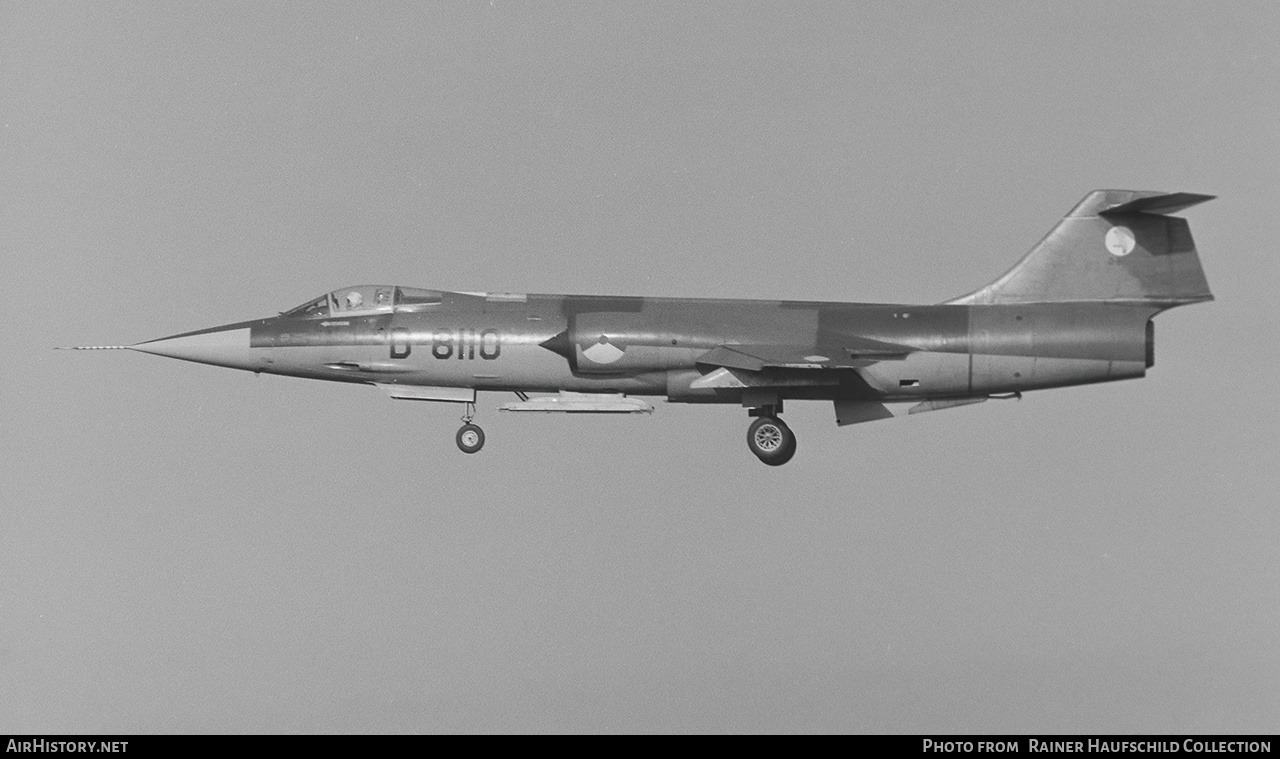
[456,423,485,454]
[747,416,796,466]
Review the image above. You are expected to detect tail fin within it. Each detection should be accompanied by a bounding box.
[948,190,1214,306]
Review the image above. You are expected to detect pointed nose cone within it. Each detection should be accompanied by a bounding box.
[130,322,261,371]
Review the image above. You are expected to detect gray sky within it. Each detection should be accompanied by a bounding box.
[3,1,1277,733]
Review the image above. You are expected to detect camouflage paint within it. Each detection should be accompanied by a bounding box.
[104,190,1213,427]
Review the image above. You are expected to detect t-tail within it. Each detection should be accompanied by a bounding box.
[948,190,1214,308]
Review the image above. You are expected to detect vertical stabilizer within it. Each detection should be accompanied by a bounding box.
[948,190,1214,306]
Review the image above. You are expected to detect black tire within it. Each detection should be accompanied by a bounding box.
[456,423,485,454]
[747,416,796,466]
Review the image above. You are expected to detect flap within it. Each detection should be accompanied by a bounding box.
[375,384,475,402]
[697,337,914,371]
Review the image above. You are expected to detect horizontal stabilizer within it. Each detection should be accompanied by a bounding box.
[1099,192,1215,217]
[499,392,653,414]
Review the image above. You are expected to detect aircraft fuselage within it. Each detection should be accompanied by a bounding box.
[144,292,1157,404]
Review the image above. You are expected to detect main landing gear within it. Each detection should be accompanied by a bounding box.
[456,401,485,454]
[746,407,796,466]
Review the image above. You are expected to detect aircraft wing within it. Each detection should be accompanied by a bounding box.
[696,336,915,371]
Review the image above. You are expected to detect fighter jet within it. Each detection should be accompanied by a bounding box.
[65,190,1214,465]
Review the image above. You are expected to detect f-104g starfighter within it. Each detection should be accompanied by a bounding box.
[66,190,1214,465]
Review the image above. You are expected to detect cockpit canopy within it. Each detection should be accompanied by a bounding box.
[283,286,443,318]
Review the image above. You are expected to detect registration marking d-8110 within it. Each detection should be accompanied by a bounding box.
[386,327,502,360]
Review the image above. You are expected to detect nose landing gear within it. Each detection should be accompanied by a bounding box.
[456,401,485,453]
[747,414,795,466]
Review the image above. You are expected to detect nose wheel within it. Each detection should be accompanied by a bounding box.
[456,401,485,453]
[456,423,485,453]
[747,416,796,466]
